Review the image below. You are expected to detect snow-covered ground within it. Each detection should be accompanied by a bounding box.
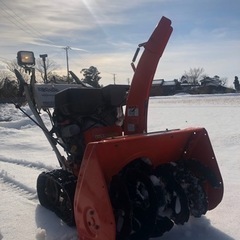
[0,93,239,240]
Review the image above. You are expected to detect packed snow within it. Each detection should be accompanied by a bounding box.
[0,93,240,240]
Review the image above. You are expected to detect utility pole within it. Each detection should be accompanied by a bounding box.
[39,54,48,83]
[113,73,116,84]
[63,46,71,82]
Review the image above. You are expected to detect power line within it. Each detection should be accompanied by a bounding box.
[0,1,88,55]
[0,0,88,75]
[0,0,41,37]
[0,0,55,45]
[0,5,32,37]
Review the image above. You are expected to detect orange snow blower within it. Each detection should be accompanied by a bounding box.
[15,16,223,240]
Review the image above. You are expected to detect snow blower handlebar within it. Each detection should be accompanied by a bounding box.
[14,68,67,169]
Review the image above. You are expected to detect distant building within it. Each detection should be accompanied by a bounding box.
[150,79,181,96]
[190,76,235,94]
[150,76,235,96]
[200,76,222,87]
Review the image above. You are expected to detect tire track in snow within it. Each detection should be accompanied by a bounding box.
[0,157,54,201]
[0,156,54,172]
[0,170,38,200]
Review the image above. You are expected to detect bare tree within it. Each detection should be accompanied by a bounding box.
[35,58,59,82]
[214,75,227,86]
[184,67,205,85]
[221,77,227,86]
[2,59,30,82]
[3,60,25,75]
[0,70,12,80]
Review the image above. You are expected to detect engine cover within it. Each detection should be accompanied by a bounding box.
[55,85,128,116]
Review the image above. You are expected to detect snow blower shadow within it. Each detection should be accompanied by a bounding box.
[35,204,78,239]
[156,216,234,240]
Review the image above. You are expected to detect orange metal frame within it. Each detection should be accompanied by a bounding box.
[124,16,173,135]
[73,16,223,240]
[74,128,223,240]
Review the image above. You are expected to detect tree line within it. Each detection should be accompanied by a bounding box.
[0,58,101,99]
[0,56,232,99]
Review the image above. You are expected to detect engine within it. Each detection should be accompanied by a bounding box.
[52,85,128,164]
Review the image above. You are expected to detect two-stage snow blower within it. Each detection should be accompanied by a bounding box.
[14,16,223,240]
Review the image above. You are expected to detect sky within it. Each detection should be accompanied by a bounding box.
[0,0,240,86]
